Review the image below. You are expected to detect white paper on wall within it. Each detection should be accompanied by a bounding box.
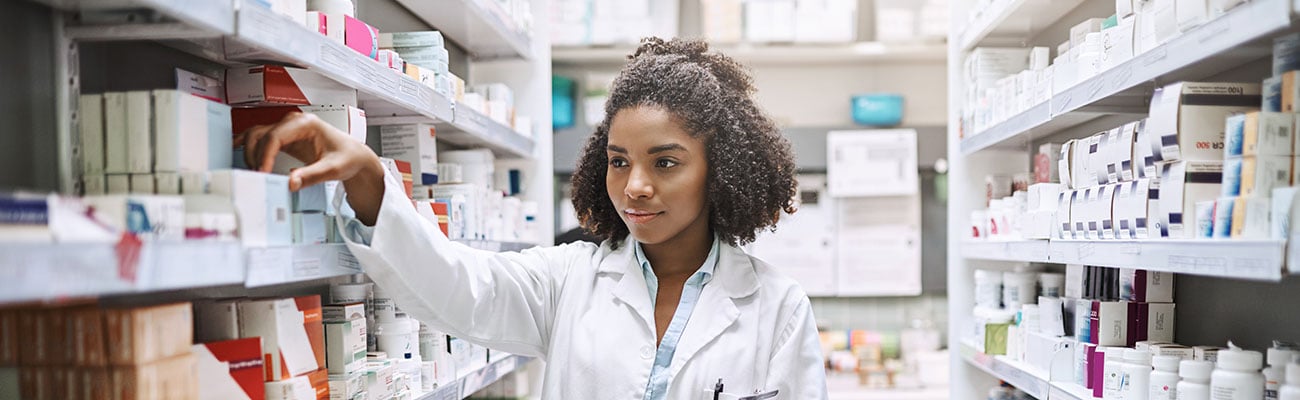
[827,129,919,197]
[748,175,836,296]
[833,195,922,296]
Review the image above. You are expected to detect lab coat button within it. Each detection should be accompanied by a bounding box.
[640,346,654,360]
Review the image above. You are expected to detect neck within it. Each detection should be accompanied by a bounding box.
[641,222,712,280]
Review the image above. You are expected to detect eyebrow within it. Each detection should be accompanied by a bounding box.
[606,143,688,154]
[606,145,627,154]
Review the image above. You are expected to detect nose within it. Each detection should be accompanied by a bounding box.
[624,166,654,199]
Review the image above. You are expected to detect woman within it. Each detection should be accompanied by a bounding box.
[241,37,827,399]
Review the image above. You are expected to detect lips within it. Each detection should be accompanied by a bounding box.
[623,209,663,224]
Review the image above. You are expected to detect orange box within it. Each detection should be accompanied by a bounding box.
[69,307,108,367]
[104,303,193,366]
[111,353,198,400]
[19,309,66,366]
[294,296,326,371]
[307,368,329,400]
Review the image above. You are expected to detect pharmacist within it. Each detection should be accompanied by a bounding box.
[240,38,827,399]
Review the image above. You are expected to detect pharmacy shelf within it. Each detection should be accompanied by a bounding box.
[418,355,532,400]
[957,0,1089,51]
[551,42,947,66]
[229,1,455,123]
[244,243,361,287]
[961,239,1286,281]
[395,0,532,60]
[959,0,1291,155]
[959,343,1090,400]
[435,103,535,159]
[960,240,1050,263]
[31,0,236,35]
[0,241,245,305]
[1048,239,1285,281]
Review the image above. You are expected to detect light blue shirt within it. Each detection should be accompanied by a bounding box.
[635,236,720,400]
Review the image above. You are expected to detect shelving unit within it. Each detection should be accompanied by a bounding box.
[394,0,533,60]
[960,0,1289,155]
[948,0,1300,398]
[417,355,530,400]
[551,42,947,66]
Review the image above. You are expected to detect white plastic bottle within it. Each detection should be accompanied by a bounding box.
[1210,345,1265,400]
[1150,355,1182,400]
[1179,360,1214,400]
[1105,348,1130,400]
[1123,348,1154,400]
[1266,346,1298,400]
[1280,361,1300,400]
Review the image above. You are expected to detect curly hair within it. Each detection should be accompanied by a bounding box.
[570,37,798,249]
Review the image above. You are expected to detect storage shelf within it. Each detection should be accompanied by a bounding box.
[959,0,1291,155]
[417,355,531,400]
[32,0,236,35]
[395,0,532,60]
[0,240,537,304]
[959,343,1089,400]
[551,42,947,66]
[436,103,535,159]
[962,239,1286,281]
[957,0,1089,51]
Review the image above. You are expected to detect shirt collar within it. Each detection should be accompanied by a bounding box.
[634,235,721,284]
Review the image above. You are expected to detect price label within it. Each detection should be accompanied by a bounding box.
[319,45,348,73]
[1076,242,1096,259]
[292,257,321,278]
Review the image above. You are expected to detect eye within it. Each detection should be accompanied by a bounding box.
[608,157,629,168]
[655,158,678,168]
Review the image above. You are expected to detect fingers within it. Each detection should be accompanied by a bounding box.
[289,157,340,192]
[241,124,273,170]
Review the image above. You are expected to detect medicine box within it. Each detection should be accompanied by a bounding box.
[1280,71,1300,112]
[1119,269,1174,302]
[1213,197,1234,238]
[153,90,233,173]
[1176,0,1209,31]
[83,174,106,196]
[1158,160,1224,238]
[82,195,185,241]
[1097,184,1120,239]
[1056,190,1075,239]
[1241,112,1293,156]
[379,31,444,49]
[1091,301,1129,347]
[1148,82,1262,162]
[1114,179,1151,239]
[125,90,153,174]
[1059,140,1076,188]
[155,173,181,195]
[343,15,379,60]
[325,319,367,374]
[293,212,327,244]
[1240,155,1292,196]
[1231,195,1271,239]
[380,124,439,185]
[104,92,129,174]
[328,371,365,400]
[130,174,155,194]
[194,298,243,343]
[104,302,193,366]
[1134,119,1160,180]
[322,303,365,323]
[293,295,327,370]
[209,170,292,247]
[308,366,329,400]
[231,105,367,146]
[238,298,320,381]
[1224,114,1246,158]
[226,65,357,107]
[193,338,265,400]
[1132,302,1176,344]
[1264,75,1283,112]
[1272,187,1298,239]
[1196,200,1216,238]
[293,183,327,213]
[68,306,108,367]
[80,94,106,175]
[264,374,314,400]
[111,352,199,399]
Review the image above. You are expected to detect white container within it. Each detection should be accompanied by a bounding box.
[330,282,372,305]
[1003,271,1037,310]
[974,269,1003,309]
[1124,348,1153,400]
[406,316,422,360]
[372,284,398,322]
[1266,347,1298,400]
[376,316,414,360]
[1039,272,1065,298]
[1180,360,1214,400]
[1280,362,1300,400]
[1211,347,1265,400]
[1106,347,1129,400]
[1152,355,1182,400]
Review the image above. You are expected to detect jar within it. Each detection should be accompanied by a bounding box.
[974,269,1003,309]
[1280,362,1300,400]
[1039,272,1065,298]
[1210,347,1265,400]
[1150,355,1181,400]
[1178,360,1213,400]
[375,316,414,360]
[1002,271,1037,310]
[1121,348,1152,400]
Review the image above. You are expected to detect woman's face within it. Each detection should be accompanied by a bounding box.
[605,106,710,246]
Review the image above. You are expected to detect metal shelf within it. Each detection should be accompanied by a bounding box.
[961,239,1286,281]
[551,42,947,66]
[957,0,1089,51]
[417,355,531,400]
[960,240,1050,263]
[228,0,454,123]
[436,103,535,159]
[959,0,1291,155]
[395,0,532,60]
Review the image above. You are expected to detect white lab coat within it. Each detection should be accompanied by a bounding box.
[340,170,828,399]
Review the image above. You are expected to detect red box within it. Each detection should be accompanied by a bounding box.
[394,160,414,198]
[294,296,326,370]
[307,368,329,400]
[225,65,356,107]
[194,337,265,400]
[432,202,450,236]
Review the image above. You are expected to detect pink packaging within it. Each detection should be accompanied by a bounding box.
[1091,346,1112,398]
[343,15,379,60]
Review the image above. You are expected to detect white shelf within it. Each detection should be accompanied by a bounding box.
[436,103,535,159]
[958,0,1089,51]
[228,1,455,123]
[960,343,1090,400]
[395,0,532,60]
[244,244,361,287]
[32,0,236,35]
[960,240,1050,263]
[417,355,531,400]
[959,0,1291,155]
[961,239,1286,281]
[551,42,947,66]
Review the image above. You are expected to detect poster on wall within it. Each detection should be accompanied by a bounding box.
[826,129,919,197]
[747,175,836,297]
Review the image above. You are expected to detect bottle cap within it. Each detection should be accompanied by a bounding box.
[1180,360,1213,380]
[1124,348,1151,365]
[1152,355,1181,372]
[1217,348,1264,371]
[1269,347,1298,366]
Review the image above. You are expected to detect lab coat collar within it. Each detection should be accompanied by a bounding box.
[597,236,760,300]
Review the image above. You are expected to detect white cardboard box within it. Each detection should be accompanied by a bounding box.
[82,195,185,241]
[155,173,182,195]
[1241,112,1293,157]
[1176,0,1210,31]
[292,212,327,245]
[125,90,153,174]
[1272,187,1298,239]
[1231,195,1271,239]
[131,173,155,194]
[1114,178,1152,239]
[1101,16,1136,71]
[1213,197,1235,238]
[325,319,366,375]
[80,94,106,175]
[1240,155,1292,197]
[83,174,106,196]
[153,90,233,173]
[1119,269,1174,303]
[1098,184,1120,239]
[239,298,319,380]
[208,170,292,247]
[106,174,130,194]
[1057,190,1075,239]
[1159,160,1224,238]
[379,124,439,185]
[1148,82,1262,162]
[104,92,129,174]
